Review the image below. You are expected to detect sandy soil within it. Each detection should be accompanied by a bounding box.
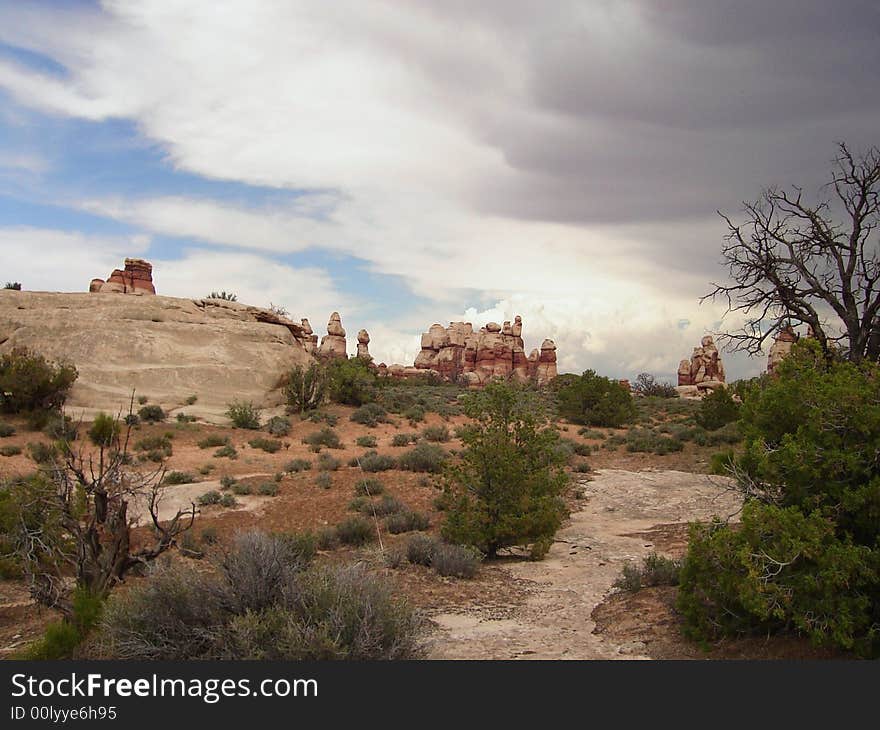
[428,469,741,659]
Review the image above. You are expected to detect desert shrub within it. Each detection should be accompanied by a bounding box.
[19,588,103,659]
[248,437,282,453]
[391,432,418,447]
[283,364,327,414]
[0,422,14,437]
[277,531,317,564]
[555,370,637,428]
[185,394,198,405]
[214,444,238,459]
[4,281,21,290]
[285,458,312,473]
[353,477,385,496]
[334,516,375,546]
[198,464,214,476]
[175,412,197,423]
[358,451,396,472]
[373,494,403,516]
[695,388,740,431]
[258,482,279,496]
[316,527,339,550]
[219,493,237,508]
[198,491,222,506]
[577,427,606,439]
[45,413,78,442]
[316,453,341,471]
[232,482,253,496]
[0,347,77,414]
[441,382,568,558]
[225,401,261,429]
[200,527,218,544]
[708,450,736,476]
[406,533,439,566]
[198,434,228,449]
[385,510,430,534]
[633,372,678,398]
[315,472,332,489]
[163,471,194,485]
[134,434,172,457]
[350,403,388,427]
[302,427,341,450]
[208,290,237,301]
[422,424,450,442]
[27,441,59,464]
[625,429,684,455]
[220,475,238,491]
[573,461,591,473]
[137,395,149,405]
[0,445,21,457]
[326,357,376,407]
[404,405,425,423]
[137,404,166,423]
[397,443,446,473]
[614,553,682,592]
[431,543,481,578]
[356,435,378,448]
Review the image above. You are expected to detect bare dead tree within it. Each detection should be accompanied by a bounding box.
[704,142,880,363]
[14,399,197,617]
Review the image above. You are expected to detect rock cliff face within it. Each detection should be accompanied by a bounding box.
[677,335,726,391]
[0,291,314,420]
[89,258,156,295]
[406,315,557,385]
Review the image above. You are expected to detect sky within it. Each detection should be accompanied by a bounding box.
[0,0,878,381]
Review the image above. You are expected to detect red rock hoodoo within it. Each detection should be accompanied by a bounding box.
[89,258,156,295]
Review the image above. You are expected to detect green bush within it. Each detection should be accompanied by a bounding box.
[163,471,194,485]
[441,382,568,558]
[0,347,77,414]
[87,413,119,448]
[614,553,681,592]
[316,453,341,471]
[406,533,439,566]
[200,527,218,544]
[285,458,312,473]
[283,364,327,414]
[326,358,376,406]
[391,433,418,447]
[431,543,481,578]
[134,434,172,457]
[302,427,341,450]
[315,473,332,489]
[397,443,446,473]
[356,435,378,448]
[404,405,425,423]
[225,401,261,429]
[232,482,253,496]
[185,394,198,406]
[385,510,430,534]
[0,445,21,457]
[624,428,684,455]
[45,413,78,441]
[709,450,736,476]
[633,372,678,398]
[138,404,166,423]
[358,451,396,472]
[208,290,237,301]
[334,516,375,546]
[350,403,387,427]
[422,425,450,442]
[258,482,279,496]
[219,493,237,508]
[198,491,222,506]
[555,370,637,427]
[214,444,238,459]
[248,437,282,453]
[0,422,14,437]
[198,434,228,449]
[28,441,59,464]
[695,388,740,431]
[353,477,384,496]
[175,412,197,423]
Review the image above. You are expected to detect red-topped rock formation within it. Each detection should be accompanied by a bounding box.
[408,315,557,386]
[90,258,156,295]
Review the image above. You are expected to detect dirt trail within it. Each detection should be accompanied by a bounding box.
[429,469,741,659]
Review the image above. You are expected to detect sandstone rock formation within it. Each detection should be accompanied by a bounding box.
[356,329,371,360]
[90,258,156,295]
[0,291,314,421]
[767,325,798,374]
[300,318,318,354]
[677,335,725,389]
[318,312,347,360]
[408,314,557,386]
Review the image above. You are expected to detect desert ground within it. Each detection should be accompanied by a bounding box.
[0,388,847,660]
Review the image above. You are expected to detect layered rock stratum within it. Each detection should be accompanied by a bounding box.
[0,291,314,420]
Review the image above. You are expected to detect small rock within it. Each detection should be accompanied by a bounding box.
[618,640,647,655]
